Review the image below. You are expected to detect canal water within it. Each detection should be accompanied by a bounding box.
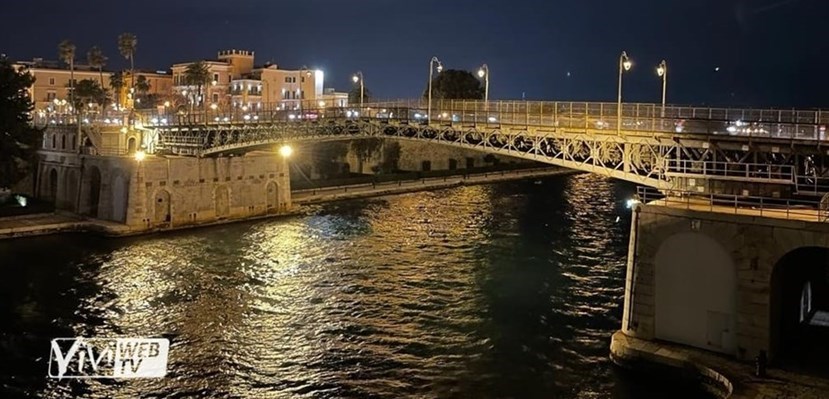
[0,174,709,398]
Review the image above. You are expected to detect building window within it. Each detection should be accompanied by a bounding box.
[301,77,305,83]
[49,77,55,86]
[213,73,219,83]
[46,92,56,101]
[212,93,219,103]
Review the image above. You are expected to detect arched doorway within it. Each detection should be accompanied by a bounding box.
[770,247,829,373]
[654,232,737,355]
[48,168,58,202]
[153,190,171,225]
[111,172,128,223]
[266,182,279,213]
[64,169,79,212]
[127,137,137,153]
[86,166,102,218]
[215,186,230,218]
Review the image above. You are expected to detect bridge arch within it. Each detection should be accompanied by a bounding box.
[654,232,737,355]
[770,246,829,371]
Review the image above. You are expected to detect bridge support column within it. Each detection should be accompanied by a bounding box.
[618,200,829,366]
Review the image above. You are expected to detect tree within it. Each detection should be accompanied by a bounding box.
[184,61,211,108]
[71,79,106,110]
[86,46,107,88]
[0,56,41,190]
[135,75,150,96]
[109,72,124,107]
[423,69,484,100]
[348,85,372,105]
[349,138,383,173]
[117,32,137,88]
[58,40,76,106]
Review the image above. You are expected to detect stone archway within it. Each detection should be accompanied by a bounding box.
[47,168,58,202]
[215,186,230,219]
[63,169,79,212]
[111,171,128,223]
[85,166,102,218]
[153,189,171,225]
[127,137,137,153]
[770,247,829,372]
[654,232,737,355]
[266,181,279,213]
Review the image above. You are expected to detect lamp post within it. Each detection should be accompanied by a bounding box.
[477,64,490,104]
[617,51,633,135]
[352,71,365,108]
[428,56,443,124]
[656,60,667,118]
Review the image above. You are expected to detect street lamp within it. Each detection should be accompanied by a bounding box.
[134,149,146,162]
[617,51,633,134]
[477,64,490,112]
[428,56,443,124]
[352,71,364,108]
[279,144,293,158]
[656,60,667,118]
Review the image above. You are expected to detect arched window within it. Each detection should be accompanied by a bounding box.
[51,134,56,149]
[61,135,66,150]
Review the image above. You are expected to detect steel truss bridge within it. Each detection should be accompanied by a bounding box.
[137,100,829,196]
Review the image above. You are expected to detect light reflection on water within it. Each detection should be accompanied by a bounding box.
[0,174,705,398]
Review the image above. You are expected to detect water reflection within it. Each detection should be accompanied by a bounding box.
[0,174,705,398]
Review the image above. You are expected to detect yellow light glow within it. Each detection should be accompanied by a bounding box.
[478,69,485,78]
[134,150,146,162]
[210,103,218,110]
[279,145,293,158]
[352,75,360,83]
[657,66,665,77]
[318,101,326,107]
[164,101,171,107]
[623,60,632,71]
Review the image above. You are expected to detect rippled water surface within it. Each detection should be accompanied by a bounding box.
[0,174,707,398]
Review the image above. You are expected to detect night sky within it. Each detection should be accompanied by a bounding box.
[2,0,828,107]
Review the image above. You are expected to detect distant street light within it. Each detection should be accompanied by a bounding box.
[617,51,632,134]
[279,144,293,158]
[477,64,490,111]
[477,65,489,98]
[428,56,443,124]
[134,149,146,162]
[352,71,365,107]
[656,60,668,118]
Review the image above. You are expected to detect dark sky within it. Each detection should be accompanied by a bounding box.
[2,0,828,107]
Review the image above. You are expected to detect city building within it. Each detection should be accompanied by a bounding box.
[171,50,324,111]
[13,58,112,112]
[319,88,349,108]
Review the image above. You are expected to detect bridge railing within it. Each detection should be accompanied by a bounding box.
[664,160,795,182]
[137,99,829,141]
[637,187,829,222]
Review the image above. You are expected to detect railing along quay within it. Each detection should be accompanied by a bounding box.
[636,187,829,223]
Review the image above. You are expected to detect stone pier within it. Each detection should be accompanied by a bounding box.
[613,199,829,395]
[36,148,292,233]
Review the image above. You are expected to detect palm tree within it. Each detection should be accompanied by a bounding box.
[86,46,107,88]
[117,33,138,88]
[109,72,125,107]
[58,40,76,108]
[135,75,151,107]
[184,61,211,110]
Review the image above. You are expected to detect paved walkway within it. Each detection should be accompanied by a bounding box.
[646,197,828,224]
[611,332,829,399]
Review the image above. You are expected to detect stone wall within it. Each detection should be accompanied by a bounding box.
[622,203,829,362]
[35,150,291,231]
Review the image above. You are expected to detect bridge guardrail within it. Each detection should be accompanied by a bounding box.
[637,187,829,222]
[664,160,795,183]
